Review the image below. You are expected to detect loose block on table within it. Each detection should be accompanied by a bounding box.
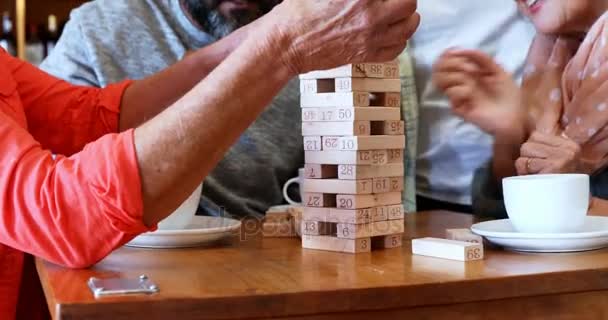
[302,178,373,195]
[321,135,405,151]
[302,121,371,137]
[302,107,401,122]
[301,235,371,253]
[335,78,402,93]
[412,238,484,261]
[446,229,483,244]
[301,92,370,108]
[336,219,405,239]
[338,163,404,180]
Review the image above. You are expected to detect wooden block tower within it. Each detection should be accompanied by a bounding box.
[298,61,406,253]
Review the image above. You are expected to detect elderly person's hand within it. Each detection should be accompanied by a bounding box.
[516,131,582,175]
[272,0,420,74]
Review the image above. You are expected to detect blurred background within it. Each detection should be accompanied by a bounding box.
[0,0,88,65]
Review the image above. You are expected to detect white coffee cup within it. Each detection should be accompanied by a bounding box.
[283,168,305,205]
[502,174,589,233]
[157,183,203,230]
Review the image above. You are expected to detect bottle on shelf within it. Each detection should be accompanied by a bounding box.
[25,23,44,65]
[0,11,16,56]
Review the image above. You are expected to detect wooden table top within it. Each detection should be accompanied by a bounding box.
[36,211,608,320]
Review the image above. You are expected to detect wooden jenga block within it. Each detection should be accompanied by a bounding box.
[301,107,401,122]
[302,178,373,195]
[412,238,484,261]
[335,78,402,93]
[389,177,404,192]
[336,192,402,209]
[302,121,371,136]
[301,221,336,236]
[302,193,336,208]
[263,221,296,238]
[372,206,388,222]
[371,120,405,135]
[301,92,370,108]
[303,207,372,224]
[321,136,405,151]
[299,63,394,80]
[338,163,404,180]
[304,164,338,179]
[305,150,389,165]
[385,204,405,220]
[446,229,483,244]
[337,219,405,239]
[370,92,401,108]
[300,79,335,94]
[303,136,322,151]
[372,177,392,193]
[302,235,371,253]
[372,234,403,249]
[387,149,404,164]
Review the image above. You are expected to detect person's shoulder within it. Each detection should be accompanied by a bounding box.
[69,0,168,29]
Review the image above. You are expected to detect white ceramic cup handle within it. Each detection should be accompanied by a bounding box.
[283,177,301,205]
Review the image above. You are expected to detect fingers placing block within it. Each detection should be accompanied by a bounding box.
[299,63,395,80]
[305,150,389,165]
[303,136,322,151]
[302,207,373,224]
[302,193,336,208]
[336,192,402,210]
[301,107,401,122]
[372,120,405,135]
[372,234,403,249]
[321,136,405,151]
[446,229,483,244]
[412,238,484,262]
[301,221,336,236]
[370,92,401,108]
[335,78,402,93]
[387,149,404,164]
[337,219,405,239]
[302,235,372,253]
[302,121,371,136]
[338,163,404,180]
[304,164,338,179]
[301,92,370,108]
[302,178,373,195]
[300,79,335,94]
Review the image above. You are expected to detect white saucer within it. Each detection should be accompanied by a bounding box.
[471,216,608,252]
[126,216,241,249]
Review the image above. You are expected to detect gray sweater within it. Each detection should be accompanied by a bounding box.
[41,0,302,219]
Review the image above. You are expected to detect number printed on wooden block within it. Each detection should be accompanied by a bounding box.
[372,177,391,193]
[337,219,405,239]
[301,92,370,108]
[372,234,403,249]
[302,207,372,225]
[300,79,335,94]
[303,193,336,208]
[302,179,373,195]
[370,92,401,108]
[302,235,371,253]
[387,149,404,164]
[372,120,405,135]
[301,221,335,236]
[412,238,484,262]
[446,229,483,244]
[321,136,405,151]
[303,136,322,151]
[385,204,405,220]
[335,78,402,93]
[373,206,389,222]
[304,164,338,179]
[336,192,402,210]
[301,107,401,122]
[338,163,404,180]
[299,63,394,80]
[305,150,389,165]
[390,177,404,192]
[302,121,371,137]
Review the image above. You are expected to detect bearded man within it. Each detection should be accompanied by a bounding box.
[41,0,302,219]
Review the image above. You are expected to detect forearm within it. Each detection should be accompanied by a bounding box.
[134,21,293,226]
[119,26,249,130]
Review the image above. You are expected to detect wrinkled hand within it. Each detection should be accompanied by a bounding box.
[433,49,523,136]
[516,131,582,175]
[269,0,420,74]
